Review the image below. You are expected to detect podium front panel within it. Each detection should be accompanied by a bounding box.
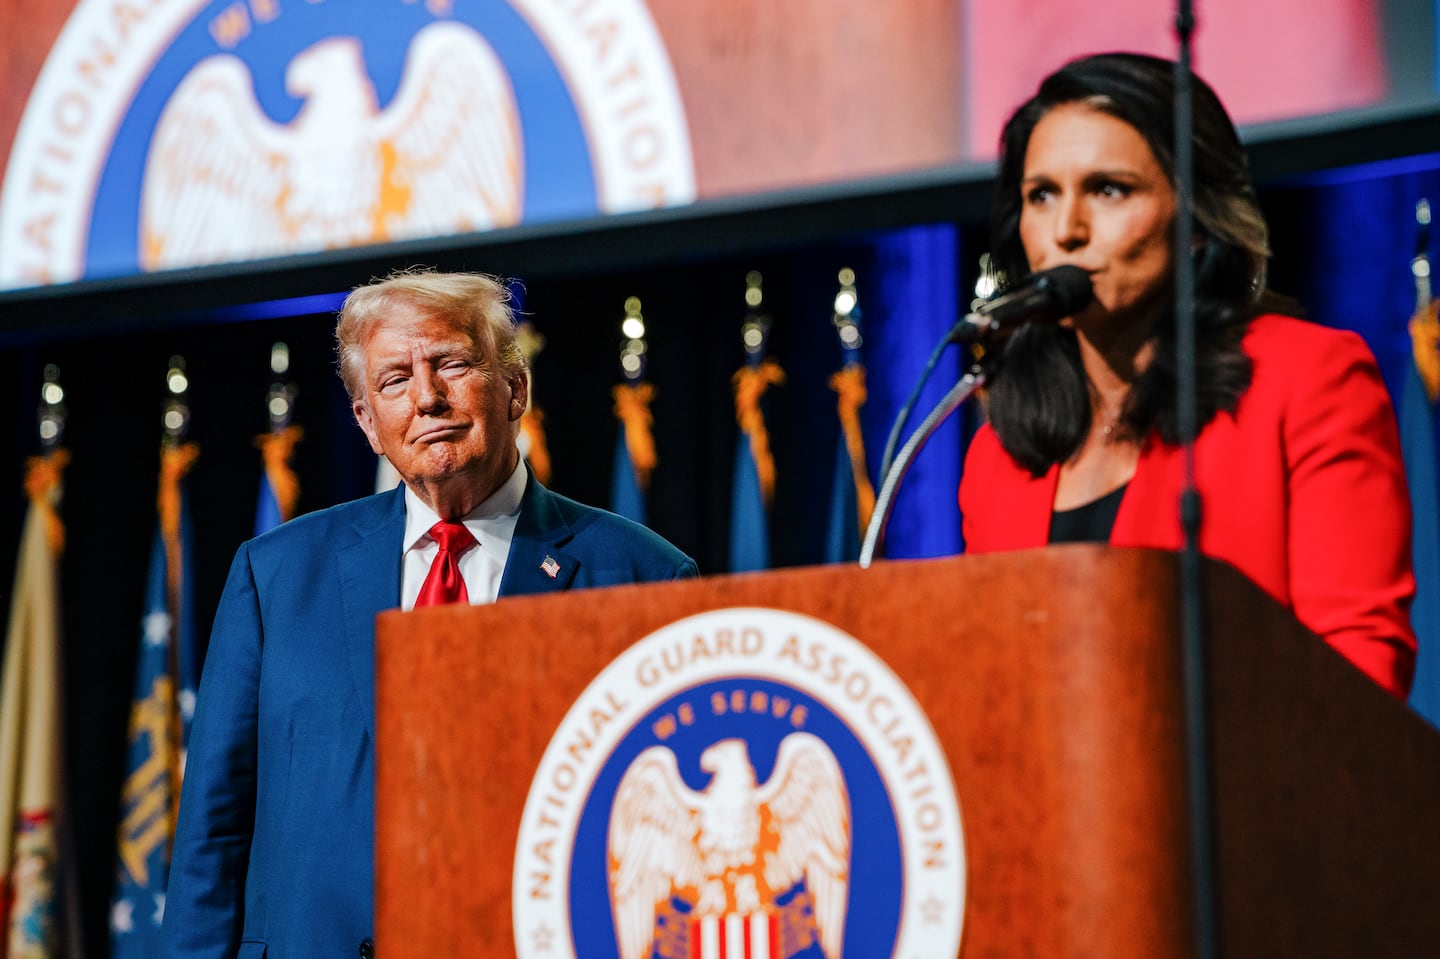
[375,547,1440,958]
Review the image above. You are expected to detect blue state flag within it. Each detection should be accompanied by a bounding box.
[1402,359,1440,726]
[729,361,783,573]
[824,436,861,564]
[254,470,283,535]
[611,432,648,526]
[111,446,198,958]
[610,383,656,526]
[729,433,770,572]
[254,424,302,536]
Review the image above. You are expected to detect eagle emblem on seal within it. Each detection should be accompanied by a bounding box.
[139,21,522,271]
[608,733,851,959]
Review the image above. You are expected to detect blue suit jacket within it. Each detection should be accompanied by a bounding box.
[162,477,697,959]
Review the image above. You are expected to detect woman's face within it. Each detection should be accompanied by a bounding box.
[1018,102,1177,335]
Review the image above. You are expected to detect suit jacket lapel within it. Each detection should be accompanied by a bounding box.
[336,487,406,741]
[1111,435,1179,547]
[1015,463,1061,548]
[499,473,580,597]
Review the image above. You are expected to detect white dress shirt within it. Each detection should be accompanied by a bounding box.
[398,459,527,611]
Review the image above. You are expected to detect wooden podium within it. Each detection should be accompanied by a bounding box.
[374,546,1440,957]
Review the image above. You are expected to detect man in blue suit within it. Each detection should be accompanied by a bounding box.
[162,271,697,959]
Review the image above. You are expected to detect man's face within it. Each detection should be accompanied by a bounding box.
[352,303,526,507]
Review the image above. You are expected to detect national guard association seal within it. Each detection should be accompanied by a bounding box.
[513,607,966,959]
[1,0,694,287]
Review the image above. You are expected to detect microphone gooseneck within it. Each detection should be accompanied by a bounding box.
[874,265,1094,483]
[870,265,1096,542]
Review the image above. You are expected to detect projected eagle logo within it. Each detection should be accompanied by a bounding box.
[138,21,521,270]
[608,733,850,959]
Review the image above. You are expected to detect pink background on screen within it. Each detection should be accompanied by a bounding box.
[962,0,1388,157]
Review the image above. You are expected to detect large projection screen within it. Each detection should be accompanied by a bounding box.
[0,0,1435,294]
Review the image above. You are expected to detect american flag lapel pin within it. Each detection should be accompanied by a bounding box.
[540,555,561,579]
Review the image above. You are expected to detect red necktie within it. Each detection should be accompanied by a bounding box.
[415,520,477,607]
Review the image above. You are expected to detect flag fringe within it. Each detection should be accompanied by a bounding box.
[829,366,875,534]
[255,426,303,525]
[613,383,658,491]
[733,362,786,505]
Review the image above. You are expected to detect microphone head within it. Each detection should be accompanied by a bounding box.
[949,263,1096,344]
[1033,265,1093,315]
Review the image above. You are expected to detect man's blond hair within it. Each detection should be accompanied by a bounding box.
[335,268,526,402]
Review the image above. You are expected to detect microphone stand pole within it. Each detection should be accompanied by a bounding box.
[1174,5,1219,958]
[859,362,984,568]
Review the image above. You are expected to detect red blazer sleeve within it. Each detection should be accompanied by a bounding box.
[1268,324,1416,696]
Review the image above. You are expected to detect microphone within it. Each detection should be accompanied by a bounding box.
[947,265,1093,343]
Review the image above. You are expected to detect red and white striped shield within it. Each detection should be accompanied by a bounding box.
[689,912,781,959]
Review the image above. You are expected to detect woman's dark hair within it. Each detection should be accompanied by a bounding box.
[985,52,1273,475]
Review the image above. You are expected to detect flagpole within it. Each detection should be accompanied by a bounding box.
[729,272,782,573]
[256,342,302,535]
[612,295,655,524]
[826,268,876,563]
[1414,200,1432,310]
[41,364,86,959]
[160,356,191,784]
[515,316,553,487]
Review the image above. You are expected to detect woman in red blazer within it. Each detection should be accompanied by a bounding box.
[959,53,1416,697]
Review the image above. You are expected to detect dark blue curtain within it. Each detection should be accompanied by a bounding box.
[1282,156,1440,724]
[860,225,967,560]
